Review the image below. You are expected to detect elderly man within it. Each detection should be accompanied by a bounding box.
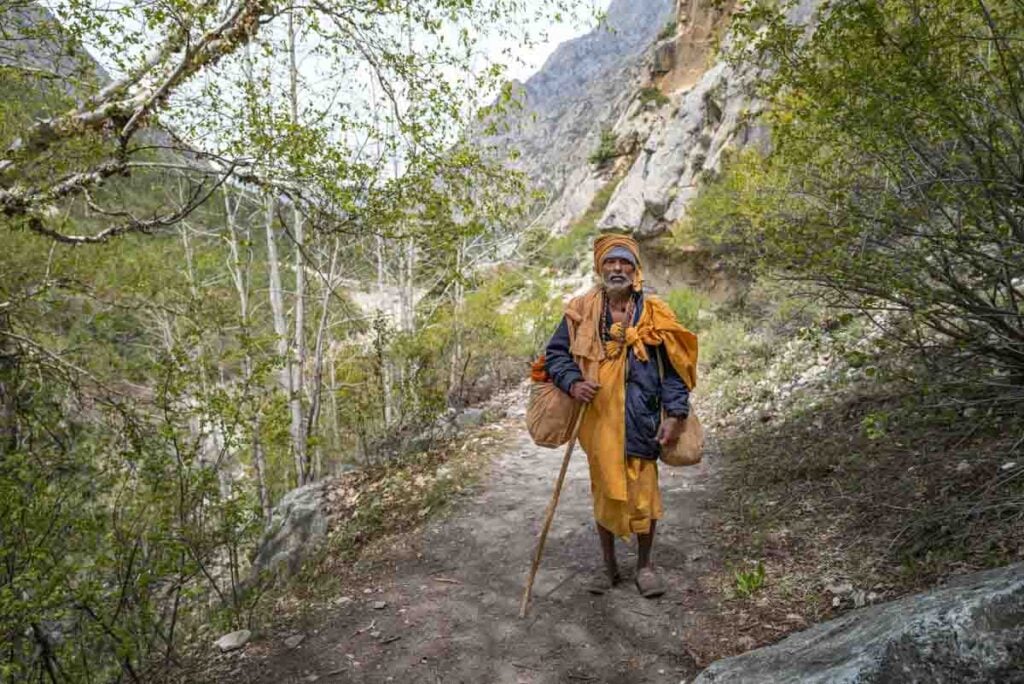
[544,234,697,597]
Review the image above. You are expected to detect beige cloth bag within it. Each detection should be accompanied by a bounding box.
[659,412,704,467]
[526,380,581,448]
[654,348,704,467]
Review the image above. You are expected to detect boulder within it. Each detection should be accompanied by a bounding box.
[651,38,676,75]
[250,481,329,579]
[454,407,485,429]
[215,629,252,653]
[694,563,1024,683]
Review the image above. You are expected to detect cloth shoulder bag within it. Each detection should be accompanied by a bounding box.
[526,303,587,448]
[526,368,581,448]
[655,349,704,467]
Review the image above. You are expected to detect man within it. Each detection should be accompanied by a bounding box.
[544,234,697,598]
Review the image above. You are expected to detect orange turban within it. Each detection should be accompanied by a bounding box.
[593,233,643,292]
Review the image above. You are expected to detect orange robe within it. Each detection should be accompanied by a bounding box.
[566,289,698,538]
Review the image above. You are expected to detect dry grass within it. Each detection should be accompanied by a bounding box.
[690,379,1024,660]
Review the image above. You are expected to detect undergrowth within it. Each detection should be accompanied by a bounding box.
[238,423,503,632]
[689,278,1024,657]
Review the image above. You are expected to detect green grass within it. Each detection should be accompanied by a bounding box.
[638,86,670,108]
[733,562,766,599]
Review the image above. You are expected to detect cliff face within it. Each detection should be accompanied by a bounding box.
[494,0,821,296]
[483,0,675,232]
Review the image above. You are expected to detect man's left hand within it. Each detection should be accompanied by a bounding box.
[657,417,684,447]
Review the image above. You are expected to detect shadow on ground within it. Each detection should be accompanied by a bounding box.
[213,412,716,683]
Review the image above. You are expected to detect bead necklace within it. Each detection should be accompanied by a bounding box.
[602,292,635,342]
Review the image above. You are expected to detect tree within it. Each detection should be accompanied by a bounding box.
[689,0,1024,382]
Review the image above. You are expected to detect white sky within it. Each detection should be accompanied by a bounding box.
[488,2,607,84]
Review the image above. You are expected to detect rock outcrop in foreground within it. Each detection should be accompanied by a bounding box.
[695,563,1024,683]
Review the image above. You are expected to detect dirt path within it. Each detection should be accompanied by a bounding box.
[225,406,716,683]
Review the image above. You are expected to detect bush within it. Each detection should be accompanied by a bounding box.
[693,1,1024,383]
[657,20,677,41]
[588,128,618,168]
[637,86,670,108]
[663,287,708,331]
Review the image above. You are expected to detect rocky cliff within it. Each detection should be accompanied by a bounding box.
[483,0,675,232]
[494,0,820,297]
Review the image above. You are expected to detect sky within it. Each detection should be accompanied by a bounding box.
[487,1,607,83]
[47,0,608,166]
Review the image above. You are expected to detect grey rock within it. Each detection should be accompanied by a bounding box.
[250,481,329,579]
[454,408,485,429]
[694,563,1024,683]
[215,629,252,653]
[651,39,676,75]
[284,633,305,649]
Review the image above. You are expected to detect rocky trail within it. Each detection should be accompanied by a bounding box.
[214,406,718,683]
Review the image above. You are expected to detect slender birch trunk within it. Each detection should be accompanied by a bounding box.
[448,238,465,404]
[265,195,305,486]
[306,239,339,480]
[288,10,310,482]
[226,190,271,522]
[376,234,394,427]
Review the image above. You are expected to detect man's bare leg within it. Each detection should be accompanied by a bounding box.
[637,519,656,569]
[587,522,622,594]
[635,520,666,597]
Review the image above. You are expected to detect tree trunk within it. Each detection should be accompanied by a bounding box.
[288,11,309,483]
[306,239,338,481]
[265,195,305,486]
[226,189,271,522]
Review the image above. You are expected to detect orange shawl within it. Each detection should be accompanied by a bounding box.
[565,287,698,506]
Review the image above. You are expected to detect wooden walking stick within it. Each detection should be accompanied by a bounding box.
[519,405,587,618]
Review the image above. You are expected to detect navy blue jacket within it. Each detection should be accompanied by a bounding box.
[544,292,690,460]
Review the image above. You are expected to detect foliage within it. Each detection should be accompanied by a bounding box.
[663,287,709,331]
[588,127,619,168]
[0,1,589,679]
[637,85,670,108]
[733,561,766,598]
[689,0,1024,383]
[657,20,677,41]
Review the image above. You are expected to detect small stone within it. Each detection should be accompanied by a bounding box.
[825,581,853,596]
[372,600,388,610]
[215,629,251,653]
[956,461,971,473]
[335,596,353,605]
[1001,462,1018,471]
[304,675,319,683]
[285,634,305,649]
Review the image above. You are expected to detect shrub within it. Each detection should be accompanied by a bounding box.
[588,128,618,168]
[663,287,709,331]
[637,86,670,108]
[702,1,1024,382]
[657,20,677,41]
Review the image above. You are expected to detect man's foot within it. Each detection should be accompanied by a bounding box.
[586,568,622,595]
[635,566,666,598]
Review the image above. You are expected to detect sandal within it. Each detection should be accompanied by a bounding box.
[635,567,666,598]
[586,568,622,595]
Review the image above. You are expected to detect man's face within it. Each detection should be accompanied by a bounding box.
[601,257,635,295]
